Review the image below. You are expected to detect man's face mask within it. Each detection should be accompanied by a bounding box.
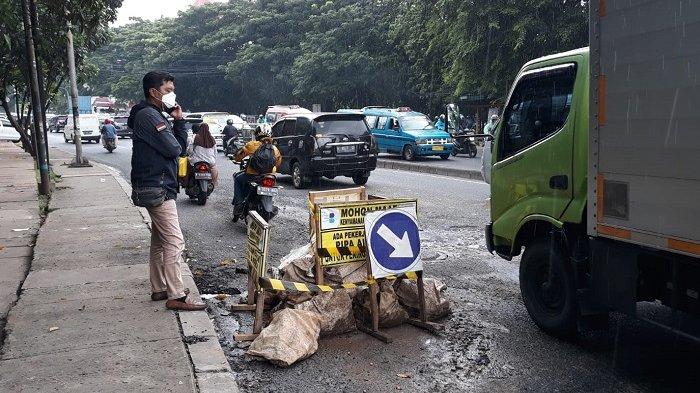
[152,88,177,111]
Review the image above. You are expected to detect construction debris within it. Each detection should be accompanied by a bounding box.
[294,291,356,337]
[394,277,451,320]
[247,308,322,367]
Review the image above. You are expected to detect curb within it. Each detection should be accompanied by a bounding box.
[376,159,484,181]
[98,162,239,393]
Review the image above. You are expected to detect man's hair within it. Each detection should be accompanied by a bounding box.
[142,71,175,99]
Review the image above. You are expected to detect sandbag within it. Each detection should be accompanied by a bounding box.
[279,243,315,284]
[394,277,451,320]
[295,291,356,336]
[354,287,409,328]
[247,309,321,367]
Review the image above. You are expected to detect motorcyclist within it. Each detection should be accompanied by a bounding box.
[232,125,281,213]
[100,119,118,148]
[435,114,446,131]
[484,114,499,135]
[222,119,239,151]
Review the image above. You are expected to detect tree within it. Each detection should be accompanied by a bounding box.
[0,0,121,156]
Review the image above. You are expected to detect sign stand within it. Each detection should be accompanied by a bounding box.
[231,211,270,342]
[405,271,443,334]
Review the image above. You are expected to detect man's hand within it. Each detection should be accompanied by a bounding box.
[171,105,183,120]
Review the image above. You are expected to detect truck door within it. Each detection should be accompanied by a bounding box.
[373,116,389,153]
[491,63,579,239]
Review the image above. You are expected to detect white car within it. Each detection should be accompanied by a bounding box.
[0,117,21,143]
[63,114,101,144]
[186,112,250,150]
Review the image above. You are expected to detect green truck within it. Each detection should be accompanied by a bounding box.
[485,1,700,339]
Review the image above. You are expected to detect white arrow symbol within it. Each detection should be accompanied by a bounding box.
[377,224,414,258]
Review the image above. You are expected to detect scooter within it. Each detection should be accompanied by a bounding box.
[185,161,214,205]
[230,156,280,223]
[103,137,116,153]
[451,130,478,158]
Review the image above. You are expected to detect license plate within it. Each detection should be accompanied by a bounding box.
[257,186,278,196]
[432,145,444,151]
[83,131,92,135]
[336,145,356,154]
[194,172,212,179]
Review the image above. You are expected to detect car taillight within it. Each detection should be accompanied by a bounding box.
[197,163,208,172]
[261,177,275,187]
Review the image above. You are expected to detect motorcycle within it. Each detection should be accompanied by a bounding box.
[229,156,280,223]
[185,161,214,205]
[451,130,478,158]
[103,137,116,153]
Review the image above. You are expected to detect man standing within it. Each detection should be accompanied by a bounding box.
[481,114,499,184]
[128,71,205,311]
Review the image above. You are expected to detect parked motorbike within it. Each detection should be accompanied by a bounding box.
[185,161,214,205]
[103,137,116,153]
[451,130,477,158]
[229,156,280,223]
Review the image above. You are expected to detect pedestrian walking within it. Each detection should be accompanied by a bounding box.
[128,71,206,311]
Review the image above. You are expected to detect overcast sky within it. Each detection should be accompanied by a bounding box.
[113,0,226,26]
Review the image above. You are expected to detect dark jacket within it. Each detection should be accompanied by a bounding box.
[128,101,188,199]
[222,124,239,140]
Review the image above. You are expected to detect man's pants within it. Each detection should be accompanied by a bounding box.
[146,199,186,300]
[233,172,252,206]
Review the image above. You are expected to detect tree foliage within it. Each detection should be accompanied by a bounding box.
[0,0,121,154]
[85,0,588,115]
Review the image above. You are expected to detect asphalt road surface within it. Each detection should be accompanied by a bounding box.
[48,133,699,392]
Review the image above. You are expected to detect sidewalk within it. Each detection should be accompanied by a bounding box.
[376,148,485,180]
[0,144,236,392]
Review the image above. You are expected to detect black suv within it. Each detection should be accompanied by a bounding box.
[271,113,378,188]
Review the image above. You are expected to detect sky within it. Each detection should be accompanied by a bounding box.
[113,0,226,26]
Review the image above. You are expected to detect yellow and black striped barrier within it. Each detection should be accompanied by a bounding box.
[259,271,418,294]
[316,246,365,258]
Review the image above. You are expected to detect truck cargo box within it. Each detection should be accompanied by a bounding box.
[588,0,700,258]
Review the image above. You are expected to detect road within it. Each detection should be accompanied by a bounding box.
[48,132,699,392]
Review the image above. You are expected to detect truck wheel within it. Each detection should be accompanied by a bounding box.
[352,173,369,185]
[402,145,415,161]
[520,237,578,338]
[292,162,306,189]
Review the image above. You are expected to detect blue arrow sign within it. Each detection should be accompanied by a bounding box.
[366,210,421,277]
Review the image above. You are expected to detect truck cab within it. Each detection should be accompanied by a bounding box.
[487,48,589,260]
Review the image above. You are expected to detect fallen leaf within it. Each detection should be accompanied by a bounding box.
[48,326,59,332]
[215,293,227,301]
[219,259,234,267]
[396,373,411,379]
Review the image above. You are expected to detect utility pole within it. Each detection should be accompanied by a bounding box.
[65,10,90,167]
[21,0,50,195]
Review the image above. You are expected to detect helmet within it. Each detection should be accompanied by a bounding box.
[491,114,499,121]
[104,119,111,125]
[255,124,271,138]
[227,119,233,125]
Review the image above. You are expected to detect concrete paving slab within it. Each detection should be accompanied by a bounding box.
[22,264,148,289]
[31,246,150,270]
[0,236,35,247]
[0,208,40,220]
[0,257,31,284]
[197,372,240,393]
[2,296,180,359]
[187,338,231,373]
[18,278,150,305]
[0,245,32,258]
[0,285,18,320]
[179,311,217,338]
[0,338,195,393]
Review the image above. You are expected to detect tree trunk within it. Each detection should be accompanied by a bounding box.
[29,0,50,163]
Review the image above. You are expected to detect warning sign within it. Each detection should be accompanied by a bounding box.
[246,211,270,286]
[315,199,417,266]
